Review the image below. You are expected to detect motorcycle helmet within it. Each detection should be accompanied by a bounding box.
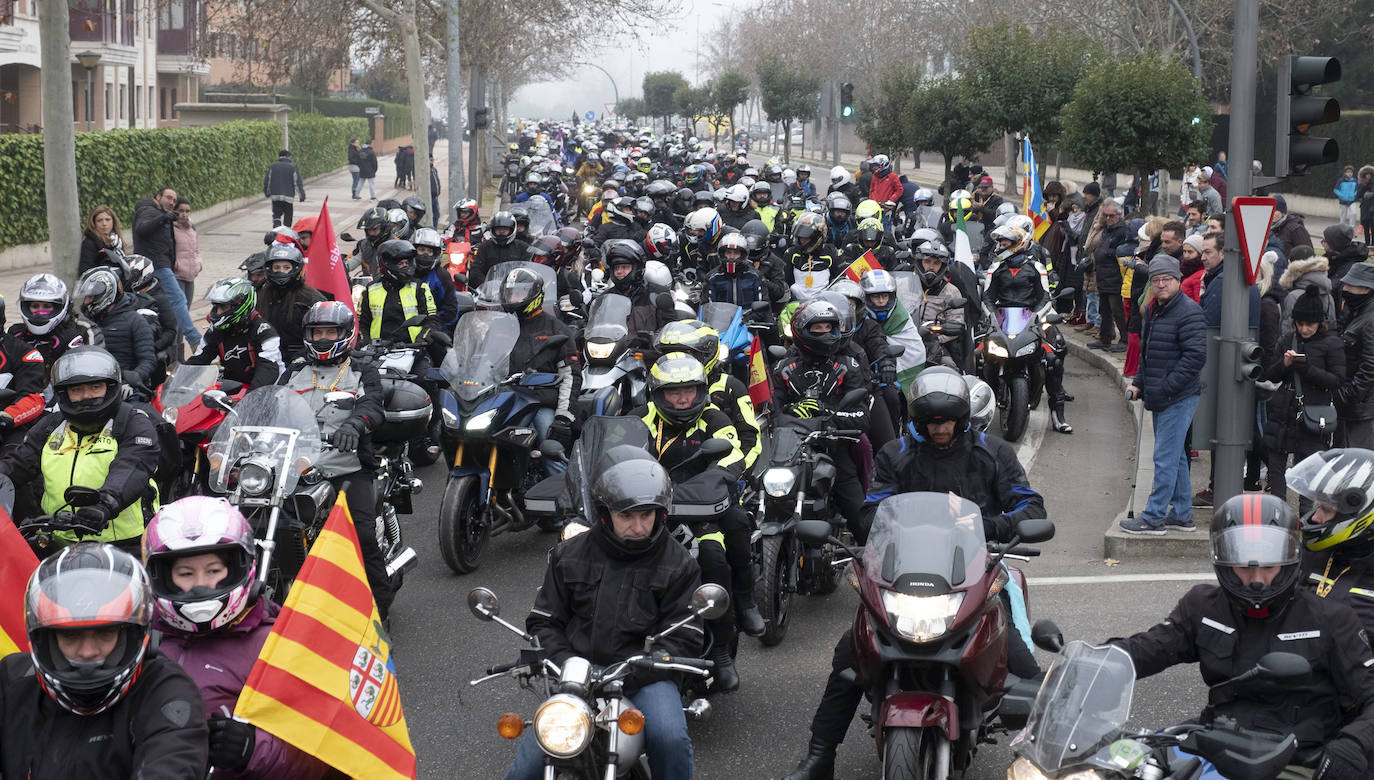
[827,279,867,328]
[51,346,122,429]
[498,266,545,318]
[633,197,655,221]
[861,269,898,322]
[590,451,671,557]
[796,163,812,180]
[636,157,653,174]
[119,253,157,294]
[750,181,773,207]
[854,199,882,224]
[870,154,891,174]
[792,212,827,254]
[361,207,391,245]
[510,206,532,237]
[914,188,934,205]
[524,171,544,195]
[454,198,480,224]
[826,194,852,224]
[240,252,269,284]
[25,543,152,715]
[910,227,941,246]
[947,194,973,221]
[723,184,749,210]
[683,208,722,248]
[963,375,996,432]
[302,300,356,364]
[990,224,1030,263]
[646,179,676,202]
[265,226,303,252]
[992,202,1018,227]
[386,208,411,241]
[791,299,845,360]
[908,368,971,436]
[829,165,852,187]
[763,164,782,182]
[916,241,951,290]
[265,242,305,287]
[645,223,679,262]
[489,211,518,246]
[740,219,772,262]
[402,195,426,223]
[647,353,711,428]
[718,232,750,274]
[144,497,258,635]
[1007,214,1036,238]
[1211,493,1303,616]
[19,273,70,336]
[376,239,417,283]
[412,227,445,273]
[855,217,884,248]
[644,260,674,297]
[692,190,716,211]
[203,278,256,333]
[76,267,121,320]
[527,234,563,267]
[603,239,646,291]
[654,320,721,376]
[1287,449,1374,553]
[608,196,636,224]
[682,164,704,186]
[626,172,649,197]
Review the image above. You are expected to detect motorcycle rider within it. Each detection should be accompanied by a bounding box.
[749,181,780,233]
[824,194,855,249]
[411,227,460,329]
[505,456,702,779]
[595,196,645,246]
[719,184,759,231]
[783,371,1047,780]
[680,207,725,272]
[254,241,327,364]
[839,216,896,275]
[706,233,767,307]
[144,497,328,778]
[239,252,269,288]
[183,278,282,389]
[646,179,683,230]
[499,267,580,478]
[9,273,102,370]
[788,163,816,200]
[0,543,207,776]
[444,198,483,245]
[0,299,52,449]
[913,242,973,371]
[467,211,528,289]
[277,301,395,618]
[740,219,789,307]
[75,267,157,398]
[0,347,160,554]
[1112,492,1374,780]
[119,254,177,370]
[827,279,899,450]
[1288,449,1374,632]
[653,319,763,475]
[351,206,392,276]
[785,213,841,301]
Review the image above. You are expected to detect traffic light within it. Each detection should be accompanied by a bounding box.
[839,83,854,118]
[472,106,490,130]
[1276,55,1341,176]
[1237,341,1263,382]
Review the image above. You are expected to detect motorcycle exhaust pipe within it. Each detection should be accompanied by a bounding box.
[684,698,712,722]
[488,500,512,536]
[385,546,418,577]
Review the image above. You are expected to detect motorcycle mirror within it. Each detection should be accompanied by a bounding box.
[750,300,771,314]
[340,231,357,243]
[539,439,567,462]
[766,345,787,361]
[697,438,731,459]
[1054,287,1077,300]
[1015,517,1055,544]
[940,322,966,338]
[794,519,833,546]
[429,329,454,348]
[1031,620,1065,653]
[455,291,475,314]
[1043,312,1064,324]
[838,388,870,410]
[62,485,102,508]
[218,379,244,396]
[467,587,501,621]
[882,344,905,359]
[201,389,233,413]
[324,391,356,410]
[947,297,968,309]
[452,271,469,286]
[1255,652,1311,684]
[689,583,731,621]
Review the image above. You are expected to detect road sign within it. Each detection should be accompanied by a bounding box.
[605,103,616,116]
[1231,196,1277,285]
[584,110,595,121]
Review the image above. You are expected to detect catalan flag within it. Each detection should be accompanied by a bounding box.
[843,249,880,284]
[747,333,772,408]
[235,495,416,780]
[0,508,38,656]
[1021,137,1050,242]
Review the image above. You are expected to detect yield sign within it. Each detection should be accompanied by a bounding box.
[1232,196,1277,286]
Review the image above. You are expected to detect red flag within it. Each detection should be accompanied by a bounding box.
[304,198,355,313]
[0,507,39,655]
[747,334,772,408]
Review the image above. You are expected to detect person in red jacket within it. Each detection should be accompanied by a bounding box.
[865,155,904,233]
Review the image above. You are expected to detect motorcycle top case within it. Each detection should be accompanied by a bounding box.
[376,378,432,443]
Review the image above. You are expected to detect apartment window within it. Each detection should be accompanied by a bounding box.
[159,86,166,120]
[149,88,155,120]
[118,84,126,119]
[158,0,183,30]
[104,83,111,120]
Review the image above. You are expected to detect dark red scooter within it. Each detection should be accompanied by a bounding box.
[796,491,1053,779]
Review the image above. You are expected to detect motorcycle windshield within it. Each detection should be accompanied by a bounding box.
[1014,641,1136,772]
[160,364,220,409]
[700,301,749,354]
[585,293,632,344]
[207,385,321,495]
[571,416,652,510]
[997,307,1034,337]
[441,310,520,404]
[476,261,557,308]
[890,271,924,322]
[863,492,986,589]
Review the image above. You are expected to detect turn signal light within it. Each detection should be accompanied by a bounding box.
[497,712,524,739]
[618,708,645,735]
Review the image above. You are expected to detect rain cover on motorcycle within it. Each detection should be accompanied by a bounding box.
[865,492,986,592]
[475,261,557,310]
[207,385,321,496]
[441,310,520,404]
[1010,640,1136,774]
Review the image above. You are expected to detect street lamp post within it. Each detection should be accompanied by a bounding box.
[75,50,100,131]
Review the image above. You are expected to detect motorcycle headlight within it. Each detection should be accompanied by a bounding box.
[1007,757,1105,780]
[1015,342,1039,358]
[582,183,597,195]
[586,340,616,360]
[987,340,1009,359]
[882,591,964,643]
[533,694,594,758]
[466,408,498,432]
[762,467,797,497]
[161,407,178,424]
[238,461,273,497]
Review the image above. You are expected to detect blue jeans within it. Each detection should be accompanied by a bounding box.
[1085,291,1100,327]
[154,266,201,347]
[503,680,692,780]
[1141,394,1200,526]
[351,169,361,196]
[531,407,568,477]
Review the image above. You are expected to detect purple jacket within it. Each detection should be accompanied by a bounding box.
[157,600,329,779]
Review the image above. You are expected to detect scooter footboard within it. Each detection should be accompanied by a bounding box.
[879,692,958,740]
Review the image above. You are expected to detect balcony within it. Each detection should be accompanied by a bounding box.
[69,0,133,45]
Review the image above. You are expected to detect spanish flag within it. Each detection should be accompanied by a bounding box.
[843,249,880,284]
[747,333,772,408]
[235,495,416,779]
[0,508,38,656]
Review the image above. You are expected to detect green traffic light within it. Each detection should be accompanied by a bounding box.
[842,106,854,118]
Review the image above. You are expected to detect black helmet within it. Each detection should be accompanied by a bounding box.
[510,206,531,233]
[692,190,716,210]
[376,239,417,282]
[603,239,645,292]
[498,266,545,317]
[590,450,671,558]
[907,369,971,437]
[1211,493,1303,616]
[361,206,391,246]
[653,320,721,376]
[25,543,152,715]
[647,353,710,428]
[76,267,121,319]
[792,212,827,255]
[239,251,269,281]
[302,300,356,364]
[740,219,771,262]
[750,181,773,205]
[489,211,517,246]
[674,187,695,213]
[646,179,676,201]
[265,242,305,287]
[915,241,951,290]
[52,347,122,429]
[791,300,844,359]
[411,227,444,273]
[203,278,256,333]
[402,195,426,221]
[608,196,636,224]
[119,254,156,294]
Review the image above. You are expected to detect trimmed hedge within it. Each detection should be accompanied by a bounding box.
[203,93,412,142]
[0,115,365,251]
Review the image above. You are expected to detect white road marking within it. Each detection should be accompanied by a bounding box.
[1030,573,1213,585]
[1014,403,1049,473]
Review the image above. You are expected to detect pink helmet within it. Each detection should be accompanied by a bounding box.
[143,496,258,634]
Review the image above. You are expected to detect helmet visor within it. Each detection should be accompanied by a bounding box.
[1211,525,1301,568]
[1287,452,1374,511]
[501,279,539,305]
[27,567,149,630]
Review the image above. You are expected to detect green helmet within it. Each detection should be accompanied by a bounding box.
[204,278,256,332]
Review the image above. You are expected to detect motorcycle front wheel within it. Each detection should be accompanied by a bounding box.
[881,726,943,780]
[439,475,487,574]
[756,532,797,647]
[1001,375,1030,443]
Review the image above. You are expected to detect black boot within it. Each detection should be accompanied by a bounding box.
[738,603,766,637]
[783,738,836,780]
[709,641,739,694]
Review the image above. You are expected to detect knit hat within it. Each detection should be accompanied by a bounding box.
[1325,223,1355,252]
[1291,286,1326,323]
[1274,194,1288,214]
[1183,233,1204,255]
[1083,182,1101,197]
[1148,255,1182,280]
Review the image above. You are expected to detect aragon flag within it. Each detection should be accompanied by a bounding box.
[234,494,416,779]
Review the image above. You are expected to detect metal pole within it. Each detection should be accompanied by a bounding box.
[84,68,93,131]
[1215,0,1258,505]
[445,0,465,206]
[830,80,839,166]
[575,62,618,106]
[1166,0,1203,80]
[1274,56,1292,179]
[467,65,483,205]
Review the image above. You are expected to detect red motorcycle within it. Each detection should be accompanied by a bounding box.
[152,364,245,499]
[446,237,473,291]
[796,491,1053,779]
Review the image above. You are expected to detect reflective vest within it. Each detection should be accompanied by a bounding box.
[366,281,435,342]
[42,420,155,544]
[755,205,778,233]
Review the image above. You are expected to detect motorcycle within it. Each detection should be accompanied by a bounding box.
[446,237,474,291]
[576,293,648,420]
[977,307,1049,443]
[437,310,567,575]
[152,364,245,500]
[577,179,600,218]
[1008,634,1308,780]
[700,301,762,384]
[794,491,1055,780]
[467,582,730,778]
